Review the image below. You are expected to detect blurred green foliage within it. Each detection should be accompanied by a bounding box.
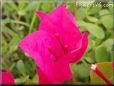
[1,0,113,85]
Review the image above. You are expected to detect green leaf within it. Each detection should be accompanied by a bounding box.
[32,74,39,84]
[18,1,26,10]
[85,56,96,64]
[15,75,29,84]
[10,63,16,71]
[7,2,18,11]
[77,20,86,27]
[100,39,113,48]
[68,3,74,13]
[95,39,102,46]
[9,35,21,45]
[2,19,30,27]
[72,64,90,81]
[108,1,113,14]
[18,10,25,16]
[110,51,114,61]
[77,8,87,19]
[86,16,98,23]
[88,38,95,51]
[42,2,55,12]
[95,46,110,62]
[15,78,24,84]
[2,26,17,37]
[84,23,105,39]
[16,60,26,76]
[88,6,101,15]
[8,35,21,53]
[29,2,41,33]
[95,39,113,62]
[24,2,37,12]
[100,15,113,29]
[90,62,113,84]
[99,9,110,16]
[25,79,35,85]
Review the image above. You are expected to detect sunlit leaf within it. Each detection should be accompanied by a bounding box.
[86,16,98,23]
[100,15,113,29]
[99,9,110,16]
[100,39,113,48]
[95,46,110,62]
[84,23,105,39]
[88,6,101,15]
[108,1,113,14]
[72,64,90,81]
[15,75,29,84]
[95,39,113,62]
[18,1,26,10]
[16,60,27,76]
[77,8,87,19]
[32,74,39,84]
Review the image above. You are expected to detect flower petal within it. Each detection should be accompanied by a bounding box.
[35,11,46,20]
[68,32,88,63]
[36,62,72,84]
[36,69,50,84]
[58,32,88,64]
[38,4,82,52]
[44,62,72,83]
[19,30,64,71]
[19,30,53,70]
[0,71,14,85]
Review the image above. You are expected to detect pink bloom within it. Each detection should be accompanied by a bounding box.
[0,71,14,85]
[36,69,50,84]
[19,4,88,84]
[90,64,112,85]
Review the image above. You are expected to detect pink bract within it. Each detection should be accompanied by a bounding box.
[0,71,14,85]
[19,4,88,84]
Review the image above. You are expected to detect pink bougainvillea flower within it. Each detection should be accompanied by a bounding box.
[0,71,14,85]
[36,69,50,84]
[90,64,112,85]
[19,4,88,84]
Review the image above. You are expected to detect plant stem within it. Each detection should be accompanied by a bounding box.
[71,64,77,84]
[96,67,112,85]
[72,73,77,84]
[29,2,41,33]
[2,58,10,72]
[91,64,112,85]
[74,2,77,18]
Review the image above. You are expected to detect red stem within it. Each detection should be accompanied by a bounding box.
[95,67,112,85]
